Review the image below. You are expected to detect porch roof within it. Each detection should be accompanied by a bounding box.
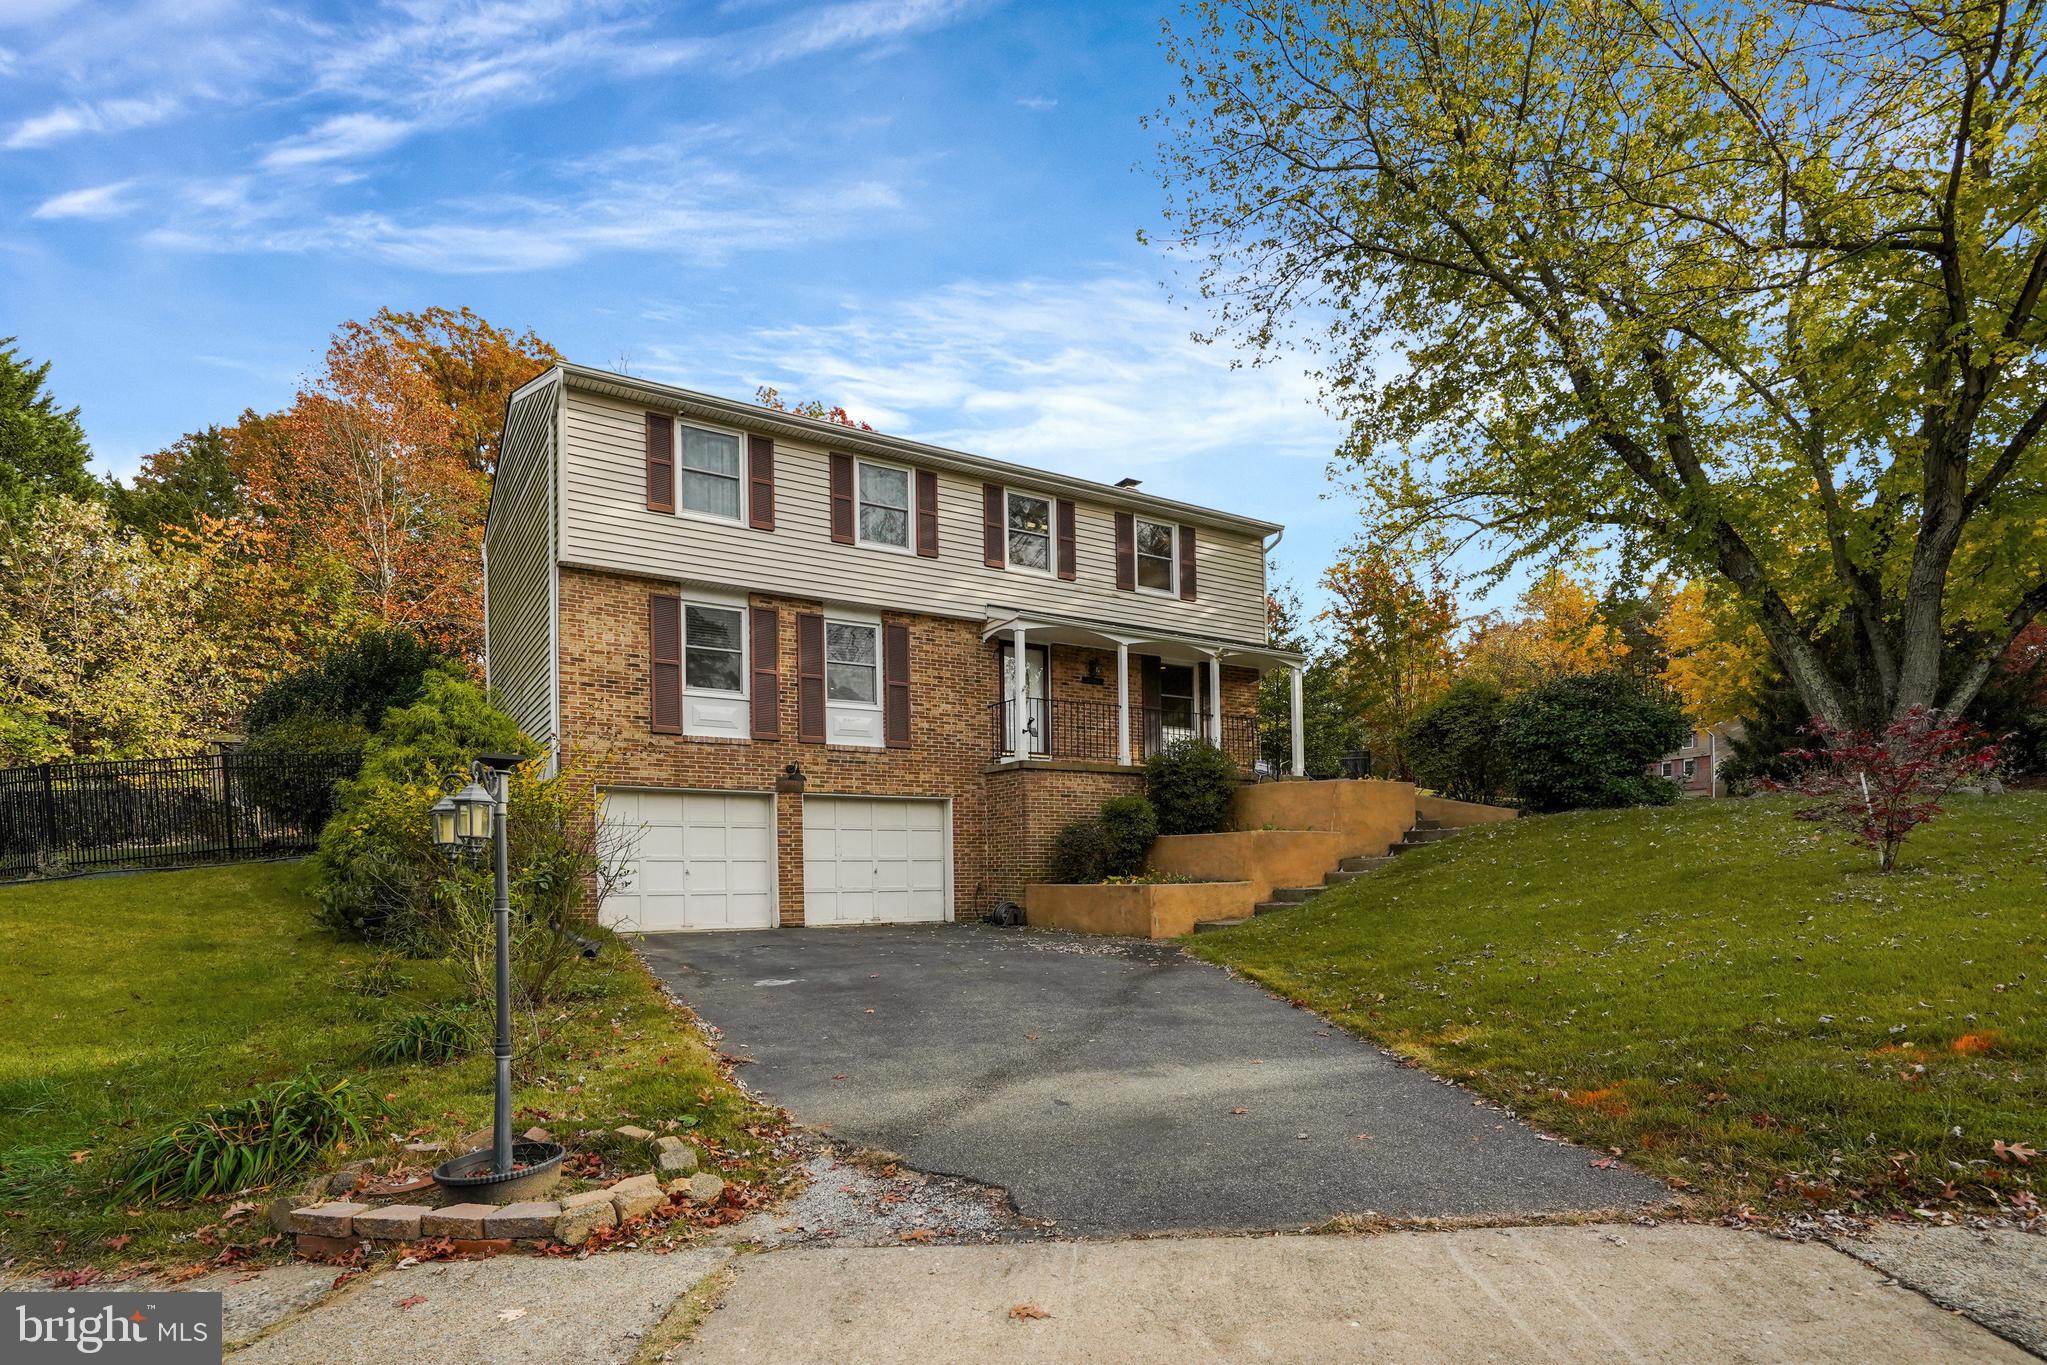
[980,605,1304,673]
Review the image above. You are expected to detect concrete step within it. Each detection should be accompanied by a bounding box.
[1271,886,1324,904]
[1403,826,1458,843]
[1252,901,1296,916]
[1323,869,1369,887]
[1192,918,1251,933]
[1412,817,1445,830]
[1338,856,1392,872]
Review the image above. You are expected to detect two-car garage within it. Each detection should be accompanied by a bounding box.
[597,789,950,932]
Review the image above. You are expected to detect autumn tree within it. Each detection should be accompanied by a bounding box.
[354,307,559,473]
[1320,541,1458,777]
[0,499,246,761]
[1658,582,1772,727]
[1154,0,2047,732]
[106,426,243,536]
[1461,569,1629,693]
[0,337,98,523]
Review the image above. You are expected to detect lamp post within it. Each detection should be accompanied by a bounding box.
[429,752,558,1191]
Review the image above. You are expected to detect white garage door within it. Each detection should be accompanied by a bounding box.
[599,790,775,932]
[803,797,949,926]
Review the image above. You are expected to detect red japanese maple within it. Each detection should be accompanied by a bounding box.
[1767,707,2001,872]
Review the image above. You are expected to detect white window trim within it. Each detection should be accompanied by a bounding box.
[676,418,746,525]
[1134,515,1178,596]
[1682,758,1697,779]
[854,456,916,555]
[682,591,749,699]
[823,611,883,712]
[1660,761,1673,777]
[1004,488,1055,578]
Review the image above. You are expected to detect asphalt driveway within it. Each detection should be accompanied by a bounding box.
[637,926,1665,1235]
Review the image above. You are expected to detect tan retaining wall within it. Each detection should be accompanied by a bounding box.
[1025,881,1254,939]
[1148,830,1355,903]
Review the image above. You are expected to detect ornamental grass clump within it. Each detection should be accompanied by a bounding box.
[114,1074,370,1201]
[368,1005,480,1065]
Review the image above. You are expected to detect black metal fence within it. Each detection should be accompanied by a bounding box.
[0,751,360,880]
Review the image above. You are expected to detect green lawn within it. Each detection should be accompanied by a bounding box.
[1187,793,2047,1215]
[0,861,780,1269]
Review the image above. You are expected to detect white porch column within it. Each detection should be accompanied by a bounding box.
[1115,642,1131,766]
[1207,655,1223,745]
[1010,624,1029,758]
[1288,664,1306,777]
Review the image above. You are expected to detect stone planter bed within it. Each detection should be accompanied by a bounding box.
[1024,880,1255,939]
[278,1125,726,1259]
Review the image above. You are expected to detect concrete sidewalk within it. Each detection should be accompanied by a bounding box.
[679,1225,2027,1363]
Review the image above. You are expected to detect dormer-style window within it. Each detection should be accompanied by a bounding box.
[1135,517,1176,593]
[1006,491,1052,572]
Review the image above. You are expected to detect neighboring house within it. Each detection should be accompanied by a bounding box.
[1650,722,1743,797]
[483,364,1306,931]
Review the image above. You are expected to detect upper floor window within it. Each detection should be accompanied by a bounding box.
[1007,491,1051,572]
[826,620,880,705]
[681,426,742,520]
[858,460,911,550]
[684,603,745,693]
[1135,517,1176,592]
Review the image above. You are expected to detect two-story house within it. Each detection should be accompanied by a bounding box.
[483,365,1306,931]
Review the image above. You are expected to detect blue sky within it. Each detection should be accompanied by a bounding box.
[1,0,1364,613]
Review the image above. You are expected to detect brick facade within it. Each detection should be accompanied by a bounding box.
[558,565,1270,926]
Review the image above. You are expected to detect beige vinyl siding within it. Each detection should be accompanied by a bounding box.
[558,390,1271,643]
[485,374,559,749]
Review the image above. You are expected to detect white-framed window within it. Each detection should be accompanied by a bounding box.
[1135,516,1176,593]
[857,459,912,550]
[683,602,745,695]
[679,423,743,520]
[826,619,880,706]
[1006,490,1052,573]
[1682,758,1697,779]
[1660,761,1673,777]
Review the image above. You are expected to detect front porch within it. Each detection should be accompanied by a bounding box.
[981,608,1305,775]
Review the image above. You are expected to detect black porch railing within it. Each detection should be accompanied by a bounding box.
[0,751,360,880]
[987,698,1266,771]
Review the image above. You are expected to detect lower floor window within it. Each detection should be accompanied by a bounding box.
[685,603,744,693]
[826,620,879,704]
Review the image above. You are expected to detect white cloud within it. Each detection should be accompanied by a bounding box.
[4,94,179,149]
[679,275,1342,481]
[737,0,986,68]
[1016,95,1057,112]
[31,180,138,220]
[259,112,415,169]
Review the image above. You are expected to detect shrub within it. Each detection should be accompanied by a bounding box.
[1144,739,1240,834]
[1500,671,1691,812]
[314,670,534,943]
[1402,680,1510,803]
[369,1006,480,1065]
[1098,795,1159,876]
[113,1074,370,1201]
[242,625,447,738]
[1772,708,2000,872]
[341,951,411,998]
[1049,818,1113,883]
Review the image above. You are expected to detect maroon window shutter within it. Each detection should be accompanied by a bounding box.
[796,612,826,743]
[883,622,911,749]
[915,469,939,558]
[1114,512,1135,591]
[645,413,674,513]
[748,435,775,531]
[829,453,855,544]
[1178,525,1198,600]
[649,594,682,733]
[749,605,780,740]
[1055,499,1077,581]
[982,484,1005,567]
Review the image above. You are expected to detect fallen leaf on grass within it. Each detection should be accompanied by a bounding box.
[104,1235,132,1252]
[1993,1140,2036,1165]
[67,1151,90,1164]
[223,1201,258,1223]
[1009,1302,1051,1321]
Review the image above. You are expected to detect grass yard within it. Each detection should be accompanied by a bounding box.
[0,860,781,1269]
[1187,793,2047,1217]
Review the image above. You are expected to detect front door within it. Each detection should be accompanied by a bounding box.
[998,643,1050,756]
